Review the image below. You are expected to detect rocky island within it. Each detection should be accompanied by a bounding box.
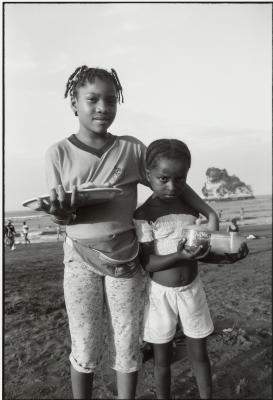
[201,167,254,201]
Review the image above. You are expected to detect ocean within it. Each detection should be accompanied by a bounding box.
[203,194,272,225]
[4,194,272,241]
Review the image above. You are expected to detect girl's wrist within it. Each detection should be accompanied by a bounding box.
[207,211,219,231]
[175,252,185,261]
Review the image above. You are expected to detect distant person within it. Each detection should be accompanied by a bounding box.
[240,207,245,221]
[4,225,8,246]
[227,218,239,233]
[6,220,16,250]
[218,209,223,220]
[22,221,31,245]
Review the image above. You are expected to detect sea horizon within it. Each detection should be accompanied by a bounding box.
[4,193,272,218]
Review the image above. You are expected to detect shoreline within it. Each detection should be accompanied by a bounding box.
[12,220,272,246]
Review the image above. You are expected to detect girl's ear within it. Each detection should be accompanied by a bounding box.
[145,168,151,183]
[70,97,78,116]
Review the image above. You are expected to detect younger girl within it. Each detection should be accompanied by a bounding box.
[38,66,219,399]
[134,139,214,399]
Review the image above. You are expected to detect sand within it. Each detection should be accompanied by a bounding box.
[4,223,272,399]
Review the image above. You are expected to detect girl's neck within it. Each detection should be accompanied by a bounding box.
[76,129,110,149]
[152,194,182,208]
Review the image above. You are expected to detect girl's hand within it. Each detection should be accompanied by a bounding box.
[177,239,211,260]
[224,242,249,263]
[37,185,78,224]
[200,242,249,264]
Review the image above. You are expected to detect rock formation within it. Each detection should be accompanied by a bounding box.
[202,168,254,201]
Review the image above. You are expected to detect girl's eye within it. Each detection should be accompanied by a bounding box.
[87,98,98,103]
[159,177,169,183]
[106,98,117,106]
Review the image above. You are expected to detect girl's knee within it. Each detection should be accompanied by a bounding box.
[186,337,209,363]
[153,342,173,367]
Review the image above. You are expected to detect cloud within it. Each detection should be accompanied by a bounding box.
[118,21,141,33]
[108,44,136,57]
[6,55,38,72]
[114,108,271,148]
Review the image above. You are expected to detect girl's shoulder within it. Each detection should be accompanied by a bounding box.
[46,136,72,154]
[134,196,166,222]
[117,135,146,151]
[134,202,150,221]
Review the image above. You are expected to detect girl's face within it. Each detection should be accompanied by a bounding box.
[72,77,118,136]
[147,157,189,201]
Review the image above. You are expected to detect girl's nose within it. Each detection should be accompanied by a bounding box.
[167,180,175,191]
[96,100,107,113]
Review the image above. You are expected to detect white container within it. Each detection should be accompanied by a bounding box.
[210,232,244,255]
[229,232,245,253]
[181,227,245,256]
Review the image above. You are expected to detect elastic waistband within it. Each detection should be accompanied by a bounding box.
[65,235,139,264]
[149,275,200,292]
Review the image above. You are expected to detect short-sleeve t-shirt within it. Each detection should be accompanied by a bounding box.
[22,225,29,234]
[45,134,148,243]
[134,196,199,255]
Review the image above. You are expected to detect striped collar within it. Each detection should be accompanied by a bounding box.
[68,133,117,157]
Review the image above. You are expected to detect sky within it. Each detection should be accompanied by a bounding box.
[4,2,272,211]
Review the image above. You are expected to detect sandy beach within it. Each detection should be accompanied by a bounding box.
[4,218,272,399]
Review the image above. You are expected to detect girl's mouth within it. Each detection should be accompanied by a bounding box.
[93,116,109,121]
[164,193,176,198]
[93,118,109,124]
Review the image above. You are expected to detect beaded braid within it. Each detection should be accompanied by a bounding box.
[111,68,124,103]
[64,65,89,99]
[64,65,124,103]
[146,139,191,169]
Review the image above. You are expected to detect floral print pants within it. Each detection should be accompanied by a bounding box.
[63,254,146,374]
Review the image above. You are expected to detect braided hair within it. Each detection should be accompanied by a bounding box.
[146,139,191,170]
[64,65,124,103]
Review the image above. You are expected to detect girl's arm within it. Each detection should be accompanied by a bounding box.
[42,148,79,224]
[180,184,219,231]
[140,242,182,273]
[140,239,208,273]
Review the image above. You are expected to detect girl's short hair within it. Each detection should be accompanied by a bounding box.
[146,139,191,169]
[64,65,123,103]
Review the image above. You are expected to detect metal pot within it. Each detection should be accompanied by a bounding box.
[181,228,211,253]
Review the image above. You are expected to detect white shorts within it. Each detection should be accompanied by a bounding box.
[143,275,214,344]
